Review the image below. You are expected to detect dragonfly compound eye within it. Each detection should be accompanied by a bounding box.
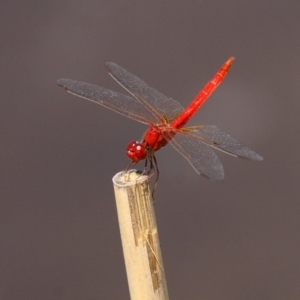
[127,141,147,162]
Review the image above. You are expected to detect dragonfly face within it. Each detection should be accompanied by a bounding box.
[127,141,147,162]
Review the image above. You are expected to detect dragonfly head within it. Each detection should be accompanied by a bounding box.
[127,141,147,162]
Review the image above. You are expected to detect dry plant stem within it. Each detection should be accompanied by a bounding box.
[112,170,169,300]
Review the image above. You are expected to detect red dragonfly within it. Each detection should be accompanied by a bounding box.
[57,57,262,181]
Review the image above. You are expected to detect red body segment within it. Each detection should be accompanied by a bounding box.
[142,125,169,151]
[171,57,234,129]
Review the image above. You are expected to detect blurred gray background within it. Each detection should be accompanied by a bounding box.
[1,1,300,299]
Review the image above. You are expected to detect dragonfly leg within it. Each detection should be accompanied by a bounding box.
[148,154,159,202]
[153,155,159,190]
[125,160,136,172]
[143,158,149,175]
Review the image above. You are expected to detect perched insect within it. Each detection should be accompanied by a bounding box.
[57,57,262,183]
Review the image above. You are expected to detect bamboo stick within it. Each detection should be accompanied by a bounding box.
[112,170,169,300]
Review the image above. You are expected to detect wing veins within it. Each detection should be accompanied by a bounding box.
[57,79,156,125]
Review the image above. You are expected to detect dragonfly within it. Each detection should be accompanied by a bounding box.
[57,57,262,182]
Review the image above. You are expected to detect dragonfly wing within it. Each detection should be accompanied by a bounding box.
[105,62,184,122]
[57,79,156,125]
[187,125,263,160]
[164,131,224,181]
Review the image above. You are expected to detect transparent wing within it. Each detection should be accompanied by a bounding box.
[162,124,262,179]
[105,62,184,123]
[163,130,225,181]
[185,125,263,160]
[57,79,157,125]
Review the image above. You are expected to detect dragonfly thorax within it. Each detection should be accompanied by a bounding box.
[142,125,169,151]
